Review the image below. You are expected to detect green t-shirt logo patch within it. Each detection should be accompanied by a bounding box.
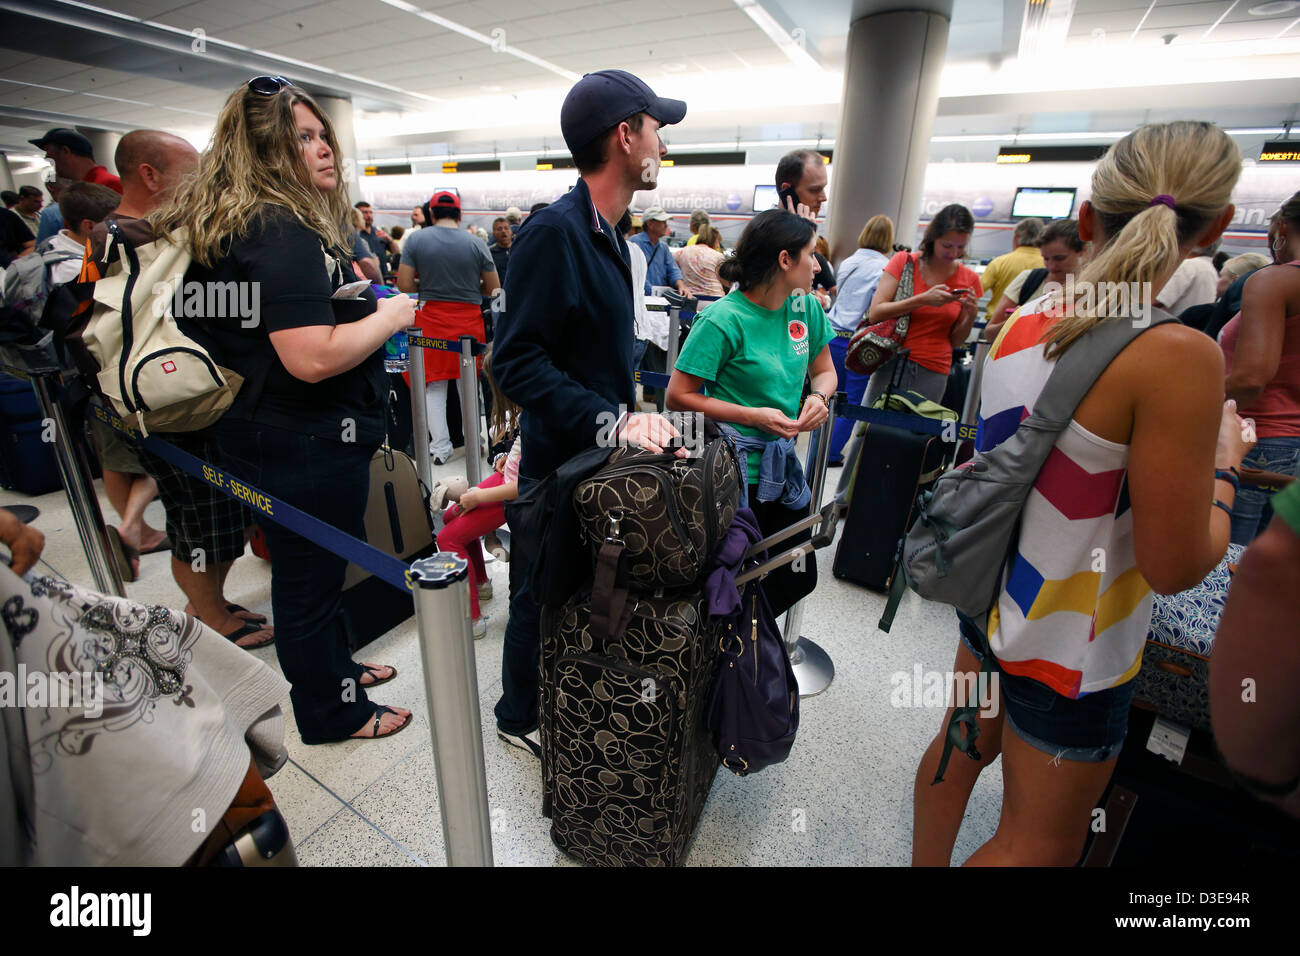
[789,318,809,355]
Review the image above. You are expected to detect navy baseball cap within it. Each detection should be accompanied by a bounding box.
[29,128,94,157]
[560,70,686,155]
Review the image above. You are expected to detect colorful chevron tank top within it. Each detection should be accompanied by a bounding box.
[976,304,1151,698]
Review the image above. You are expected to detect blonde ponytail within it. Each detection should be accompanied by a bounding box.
[1043,121,1240,356]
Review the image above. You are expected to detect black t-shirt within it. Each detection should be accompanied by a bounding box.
[813,251,835,292]
[0,208,34,267]
[178,206,388,445]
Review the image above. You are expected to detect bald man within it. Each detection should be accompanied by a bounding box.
[112,129,199,219]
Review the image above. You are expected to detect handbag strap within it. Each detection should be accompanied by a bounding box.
[589,539,633,641]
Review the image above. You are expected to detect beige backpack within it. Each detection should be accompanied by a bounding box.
[83,221,241,435]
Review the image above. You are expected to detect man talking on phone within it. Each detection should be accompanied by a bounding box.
[491,69,688,757]
[776,149,835,308]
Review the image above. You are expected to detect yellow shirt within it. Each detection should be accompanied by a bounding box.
[981,245,1044,322]
[686,233,699,245]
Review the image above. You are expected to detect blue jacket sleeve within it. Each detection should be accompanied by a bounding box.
[492,222,622,447]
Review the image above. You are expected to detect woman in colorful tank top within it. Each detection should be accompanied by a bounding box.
[1221,191,1300,544]
[911,121,1257,866]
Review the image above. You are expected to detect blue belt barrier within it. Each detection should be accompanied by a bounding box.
[90,404,414,594]
[407,334,487,356]
[633,370,977,443]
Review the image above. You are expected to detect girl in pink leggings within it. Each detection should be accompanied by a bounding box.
[437,361,520,637]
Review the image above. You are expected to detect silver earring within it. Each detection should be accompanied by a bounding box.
[1276,236,1288,252]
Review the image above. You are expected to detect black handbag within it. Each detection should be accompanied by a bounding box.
[708,573,799,775]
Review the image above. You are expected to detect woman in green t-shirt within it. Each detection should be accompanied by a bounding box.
[667,208,838,616]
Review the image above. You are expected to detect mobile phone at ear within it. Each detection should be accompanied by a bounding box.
[778,185,800,211]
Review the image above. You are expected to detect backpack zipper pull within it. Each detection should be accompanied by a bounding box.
[750,594,759,685]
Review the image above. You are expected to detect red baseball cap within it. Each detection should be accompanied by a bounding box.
[430,190,460,211]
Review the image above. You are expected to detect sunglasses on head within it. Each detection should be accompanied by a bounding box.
[247,75,292,96]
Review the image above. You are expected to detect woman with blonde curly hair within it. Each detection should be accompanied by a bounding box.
[151,76,416,743]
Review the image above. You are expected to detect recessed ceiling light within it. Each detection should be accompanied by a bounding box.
[662,62,688,72]
[1249,0,1299,13]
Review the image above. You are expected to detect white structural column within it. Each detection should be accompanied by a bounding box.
[74,128,122,175]
[828,4,951,264]
[315,94,362,204]
[0,154,14,192]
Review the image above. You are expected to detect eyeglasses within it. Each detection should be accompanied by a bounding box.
[247,75,291,96]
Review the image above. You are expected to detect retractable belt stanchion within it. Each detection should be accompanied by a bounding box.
[957,339,991,465]
[27,371,125,596]
[666,305,682,375]
[409,553,494,867]
[407,326,432,493]
[780,391,838,697]
[458,335,482,488]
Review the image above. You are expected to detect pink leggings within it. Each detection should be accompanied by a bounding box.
[439,470,507,620]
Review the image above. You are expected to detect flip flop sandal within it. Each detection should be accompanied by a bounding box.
[226,603,269,624]
[350,705,412,740]
[359,663,397,689]
[104,526,139,583]
[220,621,275,650]
[140,536,173,555]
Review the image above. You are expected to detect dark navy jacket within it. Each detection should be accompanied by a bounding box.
[492,178,636,480]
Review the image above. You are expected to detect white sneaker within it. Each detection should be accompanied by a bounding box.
[497,727,541,758]
[478,580,494,602]
[472,616,487,639]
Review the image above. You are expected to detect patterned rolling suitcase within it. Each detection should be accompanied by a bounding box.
[539,588,723,867]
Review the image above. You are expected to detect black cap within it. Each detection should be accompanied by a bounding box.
[560,70,686,155]
[29,128,94,157]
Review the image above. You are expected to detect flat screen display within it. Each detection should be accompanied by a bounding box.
[1011,187,1076,220]
[752,184,778,213]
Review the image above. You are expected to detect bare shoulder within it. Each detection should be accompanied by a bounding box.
[1118,320,1223,377]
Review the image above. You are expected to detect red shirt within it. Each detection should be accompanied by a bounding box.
[85,165,123,195]
[883,251,982,374]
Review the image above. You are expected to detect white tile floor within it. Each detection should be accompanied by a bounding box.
[8,439,1005,866]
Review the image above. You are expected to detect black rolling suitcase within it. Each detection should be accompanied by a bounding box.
[539,588,723,867]
[942,346,973,415]
[832,423,947,591]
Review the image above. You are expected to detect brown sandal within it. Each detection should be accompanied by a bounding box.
[350,705,412,740]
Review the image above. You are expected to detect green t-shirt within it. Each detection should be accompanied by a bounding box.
[675,289,834,483]
[1272,479,1300,537]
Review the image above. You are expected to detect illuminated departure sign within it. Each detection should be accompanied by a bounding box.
[997,145,1109,163]
[362,163,412,176]
[1259,141,1300,162]
[441,160,501,173]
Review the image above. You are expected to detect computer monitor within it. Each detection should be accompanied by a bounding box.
[1011,187,1076,220]
[752,184,778,213]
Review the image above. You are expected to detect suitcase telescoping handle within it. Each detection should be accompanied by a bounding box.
[735,501,844,587]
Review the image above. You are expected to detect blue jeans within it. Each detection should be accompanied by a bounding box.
[210,419,380,744]
[1230,434,1300,545]
[496,474,541,734]
[827,334,872,463]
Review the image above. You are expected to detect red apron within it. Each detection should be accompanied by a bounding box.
[404,299,485,385]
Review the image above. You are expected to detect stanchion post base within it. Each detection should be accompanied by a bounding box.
[788,635,834,697]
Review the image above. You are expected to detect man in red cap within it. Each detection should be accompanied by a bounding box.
[396,190,500,464]
[30,128,122,194]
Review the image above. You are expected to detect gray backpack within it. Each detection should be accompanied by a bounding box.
[880,308,1177,782]
[883,308,1177,630]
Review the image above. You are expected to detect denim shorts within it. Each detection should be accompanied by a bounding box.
[958,613,1132,763]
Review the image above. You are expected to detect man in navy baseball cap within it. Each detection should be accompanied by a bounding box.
[490,70,688,756]
[29,127,122,193]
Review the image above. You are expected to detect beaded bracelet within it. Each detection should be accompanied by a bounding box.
[1214,468,1240,490]
[1212,499,1233,517]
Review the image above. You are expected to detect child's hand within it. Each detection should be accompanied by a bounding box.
[459,489,479,512]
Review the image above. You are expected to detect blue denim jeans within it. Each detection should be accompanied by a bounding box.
[1230,434,1300,545]
[826,334,872,463]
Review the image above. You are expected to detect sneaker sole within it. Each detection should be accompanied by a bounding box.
[496,729,541,758]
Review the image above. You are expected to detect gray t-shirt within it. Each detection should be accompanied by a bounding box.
[403,225,495,304]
